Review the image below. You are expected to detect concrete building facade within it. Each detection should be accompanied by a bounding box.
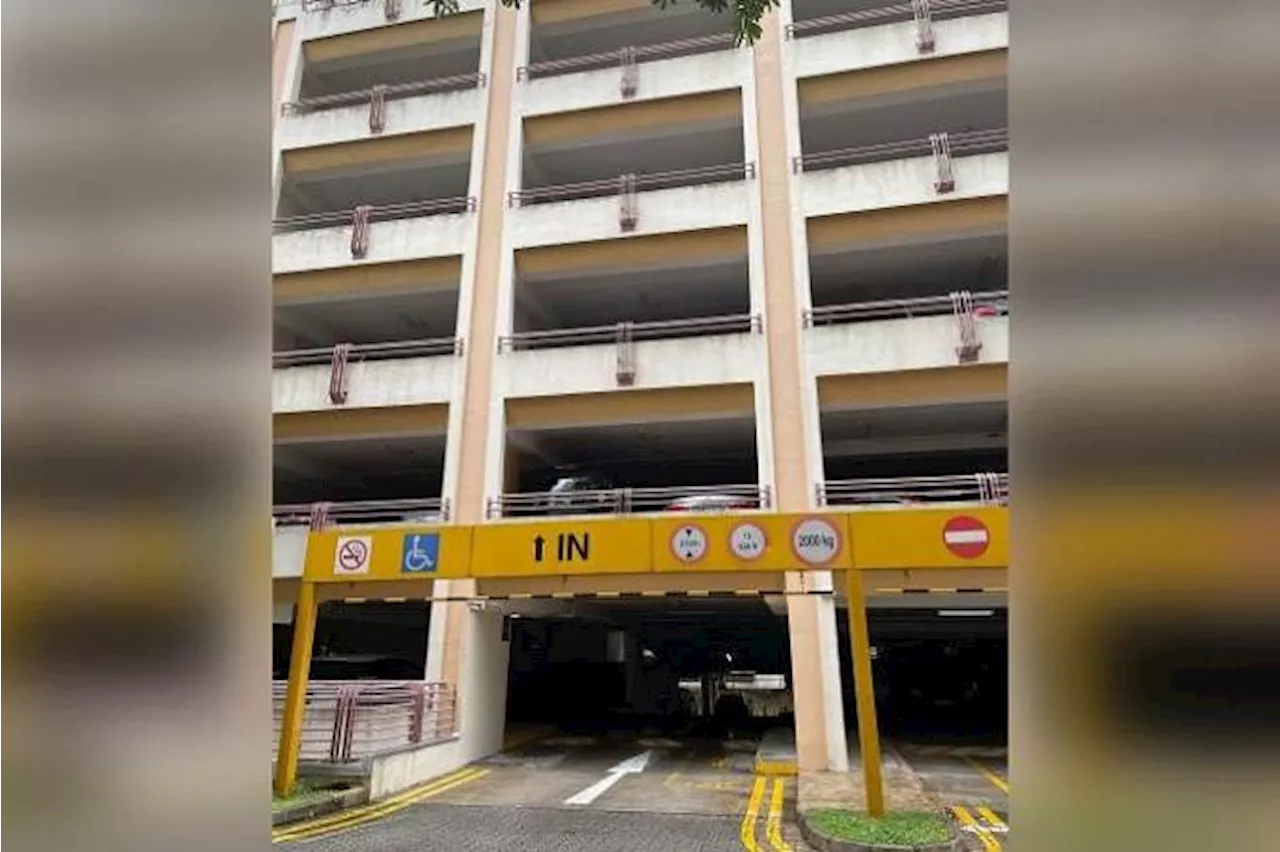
[271,0,1009,774]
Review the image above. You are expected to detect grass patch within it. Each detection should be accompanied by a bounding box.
[272,779,349,811]
[805,809,952,847]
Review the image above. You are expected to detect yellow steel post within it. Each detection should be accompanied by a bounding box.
[845,567,886,816]
[274,579,318,797]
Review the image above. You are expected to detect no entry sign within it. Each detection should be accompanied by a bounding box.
[942,516,990,559]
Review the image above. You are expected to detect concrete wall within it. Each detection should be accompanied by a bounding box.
[456,609,509,762]
[273,525,309,579]
[273,211,477,273]
[806,315,1009,377]
[509,180,751,249]
[498,333,759,398]
[273,355,459,413]
[799,151,1008,219]
[278,88,481,150]
[368,737,465,800]
[521,50,747,117]
[793,13,1008,80]
[297,0,487,42]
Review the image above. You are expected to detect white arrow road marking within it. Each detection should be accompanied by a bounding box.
[563,750,653,806]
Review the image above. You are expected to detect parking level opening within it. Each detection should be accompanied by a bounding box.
[501,595,793,747]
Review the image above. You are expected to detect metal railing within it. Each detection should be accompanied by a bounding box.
[488,483,771,519]
[273,337,463,368]
[516,32,737,81]
[793,128,1007,174]
[509,161,755,208]
[498,313,760,352]
[805,290,1007,327]
[786,0,1007,39]
[281,72,487,115]
[273,196,477,234]
[271,681,456,765]
[817,473,1009,507]
[273,498,450,528]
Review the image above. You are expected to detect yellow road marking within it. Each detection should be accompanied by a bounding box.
[739,775,767,851]
[272,767,490,844]
[966,756,1010,795]
[765,778,793,852]
[951,805,1000,852]
[978,805,1006,830]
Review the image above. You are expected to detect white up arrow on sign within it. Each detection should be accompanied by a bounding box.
[563,750,653,806]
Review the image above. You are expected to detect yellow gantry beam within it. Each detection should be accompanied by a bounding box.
[300,507,1009,582]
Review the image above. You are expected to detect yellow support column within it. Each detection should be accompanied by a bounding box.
[274,580,318,797]
[845,568,886,816]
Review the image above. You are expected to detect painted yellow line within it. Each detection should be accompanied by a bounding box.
[978,805,1006,831]
[273,767,489,843]
[951,806,1000,852]
[274,768,490,843]
[274,766,480,836]
[739,775,767,852]
[966,757,1011,795]
[765,777,793,852]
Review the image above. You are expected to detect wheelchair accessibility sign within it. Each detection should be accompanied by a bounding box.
[401,533,440,574]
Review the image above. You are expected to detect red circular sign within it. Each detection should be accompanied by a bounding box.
[942,515,990,559]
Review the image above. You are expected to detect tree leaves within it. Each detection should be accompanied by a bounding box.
[428,0,780,46]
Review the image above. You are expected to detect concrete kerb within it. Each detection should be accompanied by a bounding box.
[754,726,800,776]
[272,784,369,827]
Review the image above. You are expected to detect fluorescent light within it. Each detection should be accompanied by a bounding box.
[936,609,995,617]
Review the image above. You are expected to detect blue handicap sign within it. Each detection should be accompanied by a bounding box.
[401,533,440,574]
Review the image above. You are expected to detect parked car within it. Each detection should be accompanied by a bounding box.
[663,494,756,512]
[546,473,617,513]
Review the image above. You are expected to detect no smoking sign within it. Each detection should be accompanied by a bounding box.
[334,535,373,575]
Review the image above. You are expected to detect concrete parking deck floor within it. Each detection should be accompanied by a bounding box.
[433,731,760,815]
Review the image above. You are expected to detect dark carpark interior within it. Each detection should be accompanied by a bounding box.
[842,606,1008,745]
[274,435,447,504]
[273,601,431,680]
[504,597,792,737]
[821,402,1008,481]
[506,416,760,499]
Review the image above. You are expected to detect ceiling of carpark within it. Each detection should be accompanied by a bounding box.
[277,157,472,217]
[808,230,1007,304]
[801,83,1007,152]
[300,39,482,99]
[523,122,744,189]
[530,4,732,63]
[274,288,461,349]
[511,416,757,467]
[820,401,1007,457]
[515,256,750,330]
[273,434,447,502]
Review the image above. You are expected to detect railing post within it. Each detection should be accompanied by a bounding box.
[912,0,936,53]
[615,321,636,386]
[619,46,638,99]
[350,204,373,258]
[951,290,982,363]
[409,684,425,744]
[930,132,955,194]
[328,342,352,404]
[369,84,387,134]
[308,501,332,531]
[618,173,638,232]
